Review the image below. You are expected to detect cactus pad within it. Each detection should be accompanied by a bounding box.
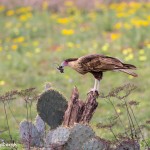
[51,126,71,145]
[82,137,109,150]
[37,89,68,129]
[19,120,41,148]
[45,126,70,148]
[45,130,54,149]
[35,115,45,137]
[65,123,95,150]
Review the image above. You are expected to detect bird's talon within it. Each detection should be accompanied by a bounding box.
[87,89,99,97]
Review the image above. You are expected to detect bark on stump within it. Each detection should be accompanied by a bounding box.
[63,87,98,126]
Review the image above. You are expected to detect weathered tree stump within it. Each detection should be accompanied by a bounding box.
[63,87,98,126]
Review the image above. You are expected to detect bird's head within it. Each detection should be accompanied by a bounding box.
[57,58,78,73]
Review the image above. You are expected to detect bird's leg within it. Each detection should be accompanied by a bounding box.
[93,79,98,91]
[95,72,103,92]
[87,79,99,96]
[96,79,100,91]
[87,79,97,95]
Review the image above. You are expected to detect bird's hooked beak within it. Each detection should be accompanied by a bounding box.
[57,61,68,73]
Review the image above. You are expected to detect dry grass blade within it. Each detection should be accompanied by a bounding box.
[0,88,37,103]
[0,90,18,102]
[99,83,136,99]
[96,122,116,129]
[128,101,139,106]
[98,84,149,149]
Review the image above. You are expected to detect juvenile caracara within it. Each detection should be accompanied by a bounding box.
[57,54,137,92]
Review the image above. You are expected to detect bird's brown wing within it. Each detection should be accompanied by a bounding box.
[78,54,124,72]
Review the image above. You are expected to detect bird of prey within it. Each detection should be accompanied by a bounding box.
[57,54,137,92]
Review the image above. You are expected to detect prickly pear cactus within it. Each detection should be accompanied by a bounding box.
[82,137,109,150]
[116,140,140,150]
[45,126,70,149]
[65,123,95,150]
[37,88,68,129]
[19,120,41,148]
[35,115,45,137]
[45,130,54,150]
[51,126,71,145]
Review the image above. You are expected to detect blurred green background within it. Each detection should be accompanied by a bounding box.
[0,0,150,148]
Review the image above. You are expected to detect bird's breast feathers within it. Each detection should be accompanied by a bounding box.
[67,60,88,74]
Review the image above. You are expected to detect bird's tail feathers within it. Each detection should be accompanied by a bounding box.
[119,69,138,77]
[123,63,137,70]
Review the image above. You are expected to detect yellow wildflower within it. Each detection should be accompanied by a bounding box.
[6,10,15,16]
[33,41,39,47]
[61,29,75,35]
[116,12,129,18]
[13,37,25,43]
[26,52,33,57]
[0,5,5,12]
[16,7,32,14]
[0,46,2,52]
[7,54,12,60]
[110,33,121,41]
[114,22,122,30]
[67,42,74,48]
[11,44,18,51]
[51,14,58,20]
[125,53,134,61]
[35,48,41,54]
[65,75,70,79]
[139,49,145,55]
[123,23,132,30]
[42,1,49,10]
[13,28,19,35]
[5,22,12,28]
[147,15,150,21]
[96,3,106,11]
[88,12,97,20]
[122,48,132,55]
[117,109,121,113]
[19,15,27,21]
[0,80,5,86]
[128,76,133,79]
[129,2,141,9]
[139,56,147,61]
[22,42,28,47]
[110,2,127,12]
[130,18,149,27]
[19,13,32,22]
[146,44,150,49]
[102,43,109,52]
[127,9,136,15]
[64,1,74,7]
[57,18,70,24]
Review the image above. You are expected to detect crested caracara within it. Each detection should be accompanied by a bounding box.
[57,54,137,92]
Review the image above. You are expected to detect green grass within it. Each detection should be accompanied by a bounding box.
[0,3,150,148]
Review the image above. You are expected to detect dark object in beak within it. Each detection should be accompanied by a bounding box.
[57,66,64,73]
